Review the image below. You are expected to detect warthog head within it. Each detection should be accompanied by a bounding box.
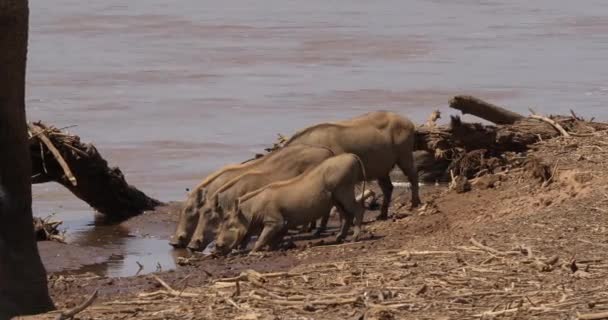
[169,188,205,248]
[214,203,248,255]
[185,201,222,251]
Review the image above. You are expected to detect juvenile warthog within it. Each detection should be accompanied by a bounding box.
[215,153,366,254]
[185,144,334,251]
[283,111,421,219]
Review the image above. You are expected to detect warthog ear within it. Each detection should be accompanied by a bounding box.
[195,189,208,209]
[236,207,248,228]
[214,194,221,210]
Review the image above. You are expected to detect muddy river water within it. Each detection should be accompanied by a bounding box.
[26,0,608,277]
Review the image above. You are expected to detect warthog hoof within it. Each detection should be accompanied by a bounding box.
[376,213,389,221]
[186,240,204,252]
[410,199,422,209]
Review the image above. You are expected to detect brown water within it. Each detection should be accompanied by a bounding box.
[27,0,608,276]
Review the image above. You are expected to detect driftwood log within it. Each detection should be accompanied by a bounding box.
[29,122,163,221]
[449,95,524,124]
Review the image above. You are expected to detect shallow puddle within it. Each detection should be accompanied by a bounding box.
[74,239,189,278]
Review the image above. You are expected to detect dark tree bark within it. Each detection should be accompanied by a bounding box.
[0,0,55,317]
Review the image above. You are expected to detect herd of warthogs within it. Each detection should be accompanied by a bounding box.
[170,111,422,254]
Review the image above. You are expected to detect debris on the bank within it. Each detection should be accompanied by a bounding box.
[264,133,288,153]
[33,214,65,243]
[449,175,471,193]
[28,122,163,221]
[54,289,98,320]
[523,156,552,183]
[415,95,608,186]
[57,238,608,320]
[416,200,440,216]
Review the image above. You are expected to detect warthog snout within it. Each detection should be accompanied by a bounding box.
[214,225,242,255]
[169,233,188,248]
[187,238,205,251]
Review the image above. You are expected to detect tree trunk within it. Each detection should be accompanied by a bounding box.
[0,0,55,317]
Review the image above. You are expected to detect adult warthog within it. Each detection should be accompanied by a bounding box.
[215,153,366,254]
[283,111,421,219]
[185,144,334,251]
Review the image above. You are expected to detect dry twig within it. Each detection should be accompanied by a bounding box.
[55,290,98,320]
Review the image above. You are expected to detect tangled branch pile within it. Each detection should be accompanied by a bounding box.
[414,96,608,182]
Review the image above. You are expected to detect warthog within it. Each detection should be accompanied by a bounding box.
[184,144,335,251]
[215,153,366,254]
[283,111,421,219]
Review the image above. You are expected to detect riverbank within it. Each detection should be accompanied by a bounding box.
[22,128,608,320]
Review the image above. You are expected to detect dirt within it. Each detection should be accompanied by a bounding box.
[20,131,608,320]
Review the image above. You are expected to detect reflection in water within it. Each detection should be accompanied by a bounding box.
[66,223,190,278]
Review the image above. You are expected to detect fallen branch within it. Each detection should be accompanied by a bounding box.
[249,293,359,307]
[529,114,571,138]
[138,275,199,298]
[477,308,519,317]
[397,250,457,256]
[54,289,98,320]
[217,270,304,287]
[578,312,608,320]
[470,238,503,256]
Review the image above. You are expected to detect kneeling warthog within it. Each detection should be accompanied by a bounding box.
[185,144,334,251]
[283,111,421,219]
[215,153,366,254]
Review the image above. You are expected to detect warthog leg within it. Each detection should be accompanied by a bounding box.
[268,225,289,251]
[397,152,421,208]
[238,231,253,250]
[334,187,365,242]
[313,211,331,237]
[376,176,393,220]
[333,201,353,243]
[350,204,365,242]
[252,217,285,252]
